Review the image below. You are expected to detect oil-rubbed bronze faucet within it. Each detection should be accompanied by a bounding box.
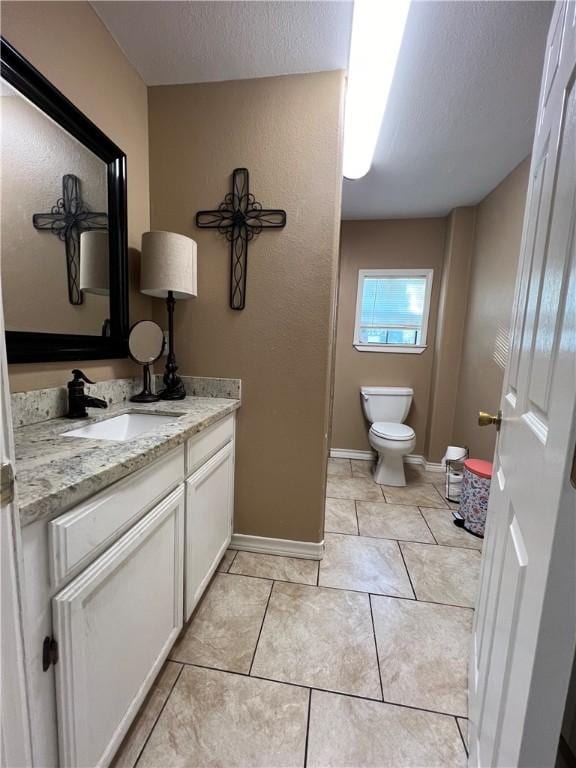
[66,369,108,419]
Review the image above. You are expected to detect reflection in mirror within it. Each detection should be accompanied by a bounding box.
[128,321,165,403]
[1,78,110,336]
[80,231,109,296]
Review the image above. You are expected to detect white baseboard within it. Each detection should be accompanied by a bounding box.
[403,454,425,466]
[424,461,444,473]
[402,454,443,472]
[330,448,375,461]
[330,448,444,473]
[230,534,325,560]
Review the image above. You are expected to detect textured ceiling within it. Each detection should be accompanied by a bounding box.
[91,1,353,85]
[342,1,552,218]
[91,0,552,219]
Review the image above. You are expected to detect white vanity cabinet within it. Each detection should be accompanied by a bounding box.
[185,440,234,619]
[20,411,236,768]
[184,414,235,619]
[53,486,185,768]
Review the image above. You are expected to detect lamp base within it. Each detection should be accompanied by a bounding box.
[131,391,161,403]
[160,291,187,400]
[159,379,186,400]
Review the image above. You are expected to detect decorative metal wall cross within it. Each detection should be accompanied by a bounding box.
[195,168,286,310]
[33,174,108,305]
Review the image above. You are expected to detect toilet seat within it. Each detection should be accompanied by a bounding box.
[370,422,415,441]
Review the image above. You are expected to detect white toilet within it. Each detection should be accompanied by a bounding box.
[360,386,416,486]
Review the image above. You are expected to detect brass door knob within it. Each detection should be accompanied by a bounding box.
[478,410,502,431]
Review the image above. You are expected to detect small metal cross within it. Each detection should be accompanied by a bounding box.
[33,174,108,305]
[196,168,286,310]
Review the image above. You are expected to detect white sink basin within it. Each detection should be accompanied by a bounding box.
[62,413,179,442]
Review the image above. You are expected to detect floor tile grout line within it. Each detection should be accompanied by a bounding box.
[225,549,239,573]
[248,579,275,676]
[383,491,448,509]
[326,495,449,511]
[399,539,483,553]
[322,528,447,546]
[131,662,185,768]
[219,570,316,588]
[303,688,312,768]
[174,661,469,720]
[354,499,360,535]
[367,590,474,612]
[322,525,481,552]
[455,716,469,757]
[417,507,439,545]
[211,567,475,610]
[396,539,418,601]
[417,508,484,551]
[228,550,323,563]
[368,593,385,703]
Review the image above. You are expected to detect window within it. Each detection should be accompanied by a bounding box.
[353,269,433,353]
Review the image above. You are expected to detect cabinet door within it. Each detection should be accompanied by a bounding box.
[185,441,234,620]
[53,485,184,768]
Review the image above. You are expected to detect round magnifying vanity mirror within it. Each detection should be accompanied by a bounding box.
[128,320,165,402]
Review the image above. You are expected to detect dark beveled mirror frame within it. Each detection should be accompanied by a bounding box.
[1,37,129,363]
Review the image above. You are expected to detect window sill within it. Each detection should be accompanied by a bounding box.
[353,344,428,354]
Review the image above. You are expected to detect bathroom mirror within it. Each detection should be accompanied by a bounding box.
[0,37,129,363]
[128,321,165,403]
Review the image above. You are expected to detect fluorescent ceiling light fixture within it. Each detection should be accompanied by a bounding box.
[343,0,411,180]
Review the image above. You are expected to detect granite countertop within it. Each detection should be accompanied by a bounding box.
[14,396,240,528]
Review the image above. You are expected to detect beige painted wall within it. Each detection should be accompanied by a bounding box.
[452,157,530,459]
[425,207,476,462]
[331,218,447,453]
[2,1,151,391]
[148,72,344,543]
[332,158,529,462]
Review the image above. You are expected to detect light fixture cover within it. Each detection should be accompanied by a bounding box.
[343,0,411,180]
[79,230,109,296]
[140,231,197,299]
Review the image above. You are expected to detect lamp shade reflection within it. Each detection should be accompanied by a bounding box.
[80,230,109,296]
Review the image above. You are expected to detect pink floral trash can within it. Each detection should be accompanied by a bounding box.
[458,459,493,537]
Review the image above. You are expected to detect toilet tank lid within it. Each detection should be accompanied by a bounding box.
[361,386,414,396]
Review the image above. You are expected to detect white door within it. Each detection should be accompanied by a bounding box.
[0,275,33,766]
[185,441,234,620]
[469,3,576,767]
[53,486,184,768]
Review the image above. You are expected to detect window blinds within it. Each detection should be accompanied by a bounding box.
[360,276,427,331]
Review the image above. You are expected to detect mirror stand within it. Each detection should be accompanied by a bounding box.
[130,364,159,403]
[127,320,165,403]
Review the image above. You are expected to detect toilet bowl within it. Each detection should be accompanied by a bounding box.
[360,387,416,487]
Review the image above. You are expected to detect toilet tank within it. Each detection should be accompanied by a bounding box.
[360,387,413,424]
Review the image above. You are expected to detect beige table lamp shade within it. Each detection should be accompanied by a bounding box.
[80,231,109,295]
[140,231,197,299]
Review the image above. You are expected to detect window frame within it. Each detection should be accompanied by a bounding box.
[353,268,434,354]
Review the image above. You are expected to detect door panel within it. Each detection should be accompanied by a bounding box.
[185,441,234,620]
[507,143,548,394]
[469,4,576,767]
[479,512,528,768]
[53,486,184,768]
[539,2,566,127]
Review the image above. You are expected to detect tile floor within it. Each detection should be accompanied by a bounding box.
[113,458,481,768]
